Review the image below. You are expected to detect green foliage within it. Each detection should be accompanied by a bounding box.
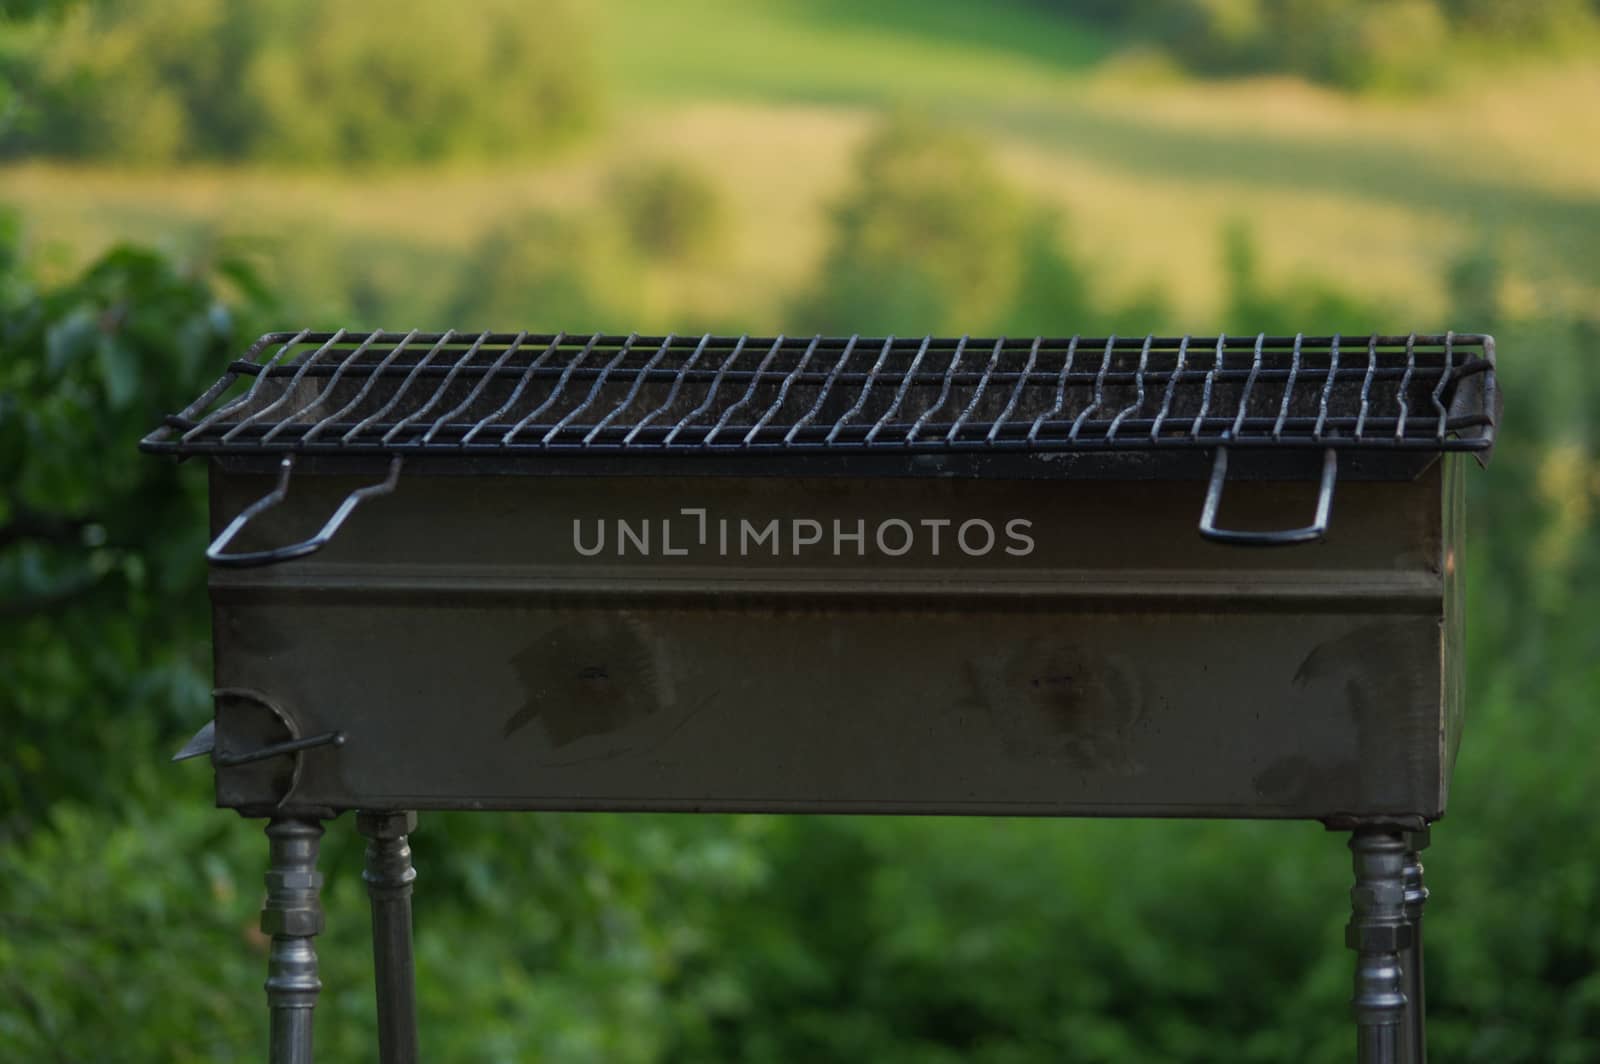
[608,161,725,264]
[445,208,636,331]
[0,798,775,1061]
[246,0,593,166]
[1027,0,1598,90]
[1428,252,1600,1061]
[796,115,1024,334]
[0,0,597,164]
[658,818,1354,1064]
[1219,221,1396,334]
[1440,0,1596,40]
[0,222,273,829]
[794,115,1160,335]
[443,160,730,331]
[1137,0,1458,91]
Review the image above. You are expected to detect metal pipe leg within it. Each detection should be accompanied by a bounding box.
[262,817,326,1064]
[1401,829,1431,1064]
[358,811,420,1064]
[1347,828,1412,1064]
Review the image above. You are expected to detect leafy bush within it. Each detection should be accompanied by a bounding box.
[1141,0,1454,91]
[1218,221,1396,333]
[1,0,597,164]
[1140,0,1269,75]
[246,0,593,165]
[1026,0,1598,90]
[794,115,1158,336]
[445,209,638,330]
[1439,0,1596,40]
[794,115,1024,334]
[608,161,725,264]
[1323,1,1452,93]
[446,160,729,331]
[0,222,273,827]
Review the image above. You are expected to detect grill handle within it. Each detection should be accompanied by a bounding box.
[207,455,402,568]
[1199,446,1337,547]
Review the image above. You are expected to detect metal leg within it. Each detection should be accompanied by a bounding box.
[1347,828,1412,1064]
[1344,832,1420,1062]
[1401,829,1430,1064]
[358,811,420,1064]
[262,817,326,1064]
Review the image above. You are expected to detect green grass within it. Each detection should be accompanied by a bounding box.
[602,0,1115,105]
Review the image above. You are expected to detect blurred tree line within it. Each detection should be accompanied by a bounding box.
[1028,0,1600,90]
[0,0,595,164]
[3,0,1598,170]
[4,115,1599,1061]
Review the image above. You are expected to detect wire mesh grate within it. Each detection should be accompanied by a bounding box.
[144,330,1497,458]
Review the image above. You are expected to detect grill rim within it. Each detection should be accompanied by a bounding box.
[141,329,1498,461]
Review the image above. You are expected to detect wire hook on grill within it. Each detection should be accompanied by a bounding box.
[1199,447,1337,547]
[207,455,402,568]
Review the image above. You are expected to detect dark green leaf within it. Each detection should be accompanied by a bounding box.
[43,306,95,374]
[93,329,138,407]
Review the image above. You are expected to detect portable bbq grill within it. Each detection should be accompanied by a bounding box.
[142,329,1498,1064]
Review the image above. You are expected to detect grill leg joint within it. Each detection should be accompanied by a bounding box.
[263,816,326,1064]
[1347,827,1411,1064]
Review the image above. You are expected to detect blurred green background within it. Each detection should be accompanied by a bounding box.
[2,1,1598,1060]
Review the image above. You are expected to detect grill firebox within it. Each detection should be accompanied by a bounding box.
[144,328,1498,1064]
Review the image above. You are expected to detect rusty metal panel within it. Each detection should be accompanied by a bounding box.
[206,464,1455,821]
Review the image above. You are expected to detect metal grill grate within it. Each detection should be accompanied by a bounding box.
[144,330,1497,459]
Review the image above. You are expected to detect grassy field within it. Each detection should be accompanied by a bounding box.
[3,0,1597,330]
